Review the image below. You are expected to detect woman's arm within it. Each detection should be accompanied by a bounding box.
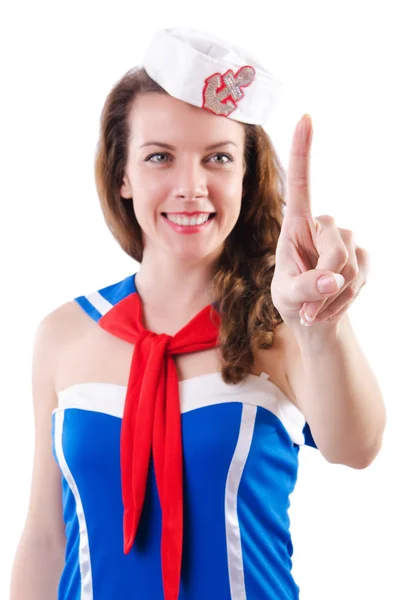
[9,309,67,599]
[10,531,65,600]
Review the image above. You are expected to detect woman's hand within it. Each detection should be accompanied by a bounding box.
[270,115,370,333]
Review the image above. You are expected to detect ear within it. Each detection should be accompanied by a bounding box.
[120,175,132,199]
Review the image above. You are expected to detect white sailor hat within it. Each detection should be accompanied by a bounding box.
[142,26,285,126]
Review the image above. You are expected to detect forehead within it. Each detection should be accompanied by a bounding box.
[128,93,245,148]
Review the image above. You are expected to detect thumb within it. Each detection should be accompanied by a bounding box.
[292,270,345,303]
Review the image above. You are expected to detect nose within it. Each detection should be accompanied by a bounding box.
[172,157,209,201]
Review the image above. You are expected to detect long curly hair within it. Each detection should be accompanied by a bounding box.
[94,66,287,385]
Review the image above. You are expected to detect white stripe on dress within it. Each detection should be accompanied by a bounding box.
[225,403,257,599]
[54,409,93,600]
[85,290,114,316]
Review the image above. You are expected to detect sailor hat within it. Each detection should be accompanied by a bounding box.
[142,26,285,125]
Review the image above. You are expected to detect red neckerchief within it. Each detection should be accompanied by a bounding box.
[99,291,221,599]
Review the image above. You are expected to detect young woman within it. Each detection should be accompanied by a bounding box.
[10,26,384,600]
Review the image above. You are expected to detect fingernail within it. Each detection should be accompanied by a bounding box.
[317,273,345,294]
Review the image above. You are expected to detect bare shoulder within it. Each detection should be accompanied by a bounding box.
[44,300,94,335]
[36,301,94,373]
[35,301,77,352]
[44,299,100,345]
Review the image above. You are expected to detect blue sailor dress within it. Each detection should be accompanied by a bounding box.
[51,271,318,600]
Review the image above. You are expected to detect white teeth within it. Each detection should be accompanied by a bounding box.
[165,213,211,226]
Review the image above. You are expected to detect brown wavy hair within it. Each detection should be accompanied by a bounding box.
[94,66,287,385]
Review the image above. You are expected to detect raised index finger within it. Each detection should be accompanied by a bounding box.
[285,114,313,219]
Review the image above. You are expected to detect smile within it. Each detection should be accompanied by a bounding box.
[162,213,216,234]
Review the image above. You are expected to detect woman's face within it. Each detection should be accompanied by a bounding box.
[120,93,246,263]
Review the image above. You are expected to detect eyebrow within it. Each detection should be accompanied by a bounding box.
[139,140,238,150]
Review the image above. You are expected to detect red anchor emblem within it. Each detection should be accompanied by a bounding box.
[202,65,256,117]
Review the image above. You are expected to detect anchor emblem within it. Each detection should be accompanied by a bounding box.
[202,65,256,117]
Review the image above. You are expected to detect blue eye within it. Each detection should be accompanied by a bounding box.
[145,152,169,163]
[210,153,233,164]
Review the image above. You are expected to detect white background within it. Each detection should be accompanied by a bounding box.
[1,1,395,598]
